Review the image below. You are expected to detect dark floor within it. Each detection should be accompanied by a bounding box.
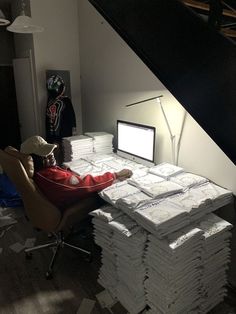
[0,206,236,314]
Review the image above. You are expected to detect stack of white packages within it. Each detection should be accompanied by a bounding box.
[195,182,233,210]
[85,132,114,154]
[64,158,110,177]
[62,135,93,162]
[128,173,165,188]
[144,225,204,313]
[148,162,184,179]
[116,191,154,217]
[63,158,92,174]
[84,154,149,178]
[91,205,148,314]
[99,181,140,207]
[103,155,149,177]
[101,158,126,171]
[90,205,122,297]
[65,153,117,176]
[133,200,190,238]
[83,153,114,164]
[109,215,148,314]
[170,171,209,189]
[137,180,184,199]
[196,213,233,313]
[167,182,233,223]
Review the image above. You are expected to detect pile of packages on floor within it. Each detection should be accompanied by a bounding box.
[91,206,232,314]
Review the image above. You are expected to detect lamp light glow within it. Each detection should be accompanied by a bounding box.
[126,95,181,165]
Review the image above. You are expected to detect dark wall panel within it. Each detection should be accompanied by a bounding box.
[89,0,236,164]
[0,66,21,149]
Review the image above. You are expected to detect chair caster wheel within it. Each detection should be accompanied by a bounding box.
[25,252,32,260]
[45,271,53,280]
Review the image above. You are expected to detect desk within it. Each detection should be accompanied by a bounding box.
[67,154,233,314]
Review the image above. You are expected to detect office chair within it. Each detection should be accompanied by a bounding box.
[0,147,99,279]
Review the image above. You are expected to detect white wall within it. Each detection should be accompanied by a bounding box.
[78,0,236,195]
[14,0,82,136]
[12,0,82,135]
[11,0,34,59]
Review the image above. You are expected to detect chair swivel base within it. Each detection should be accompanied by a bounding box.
[24,231,92,279]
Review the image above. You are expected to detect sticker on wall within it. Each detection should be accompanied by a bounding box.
[46,70,71,99]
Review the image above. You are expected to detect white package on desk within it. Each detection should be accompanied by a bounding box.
[140,180,183,199]
[99,181,140,206]
[193,182,233,210]
[128,173,164,188]
[134,200,189,238]
[170,171,209,189]
[149,162,184,179]
[83,153,114,164]
[116,191,153,214]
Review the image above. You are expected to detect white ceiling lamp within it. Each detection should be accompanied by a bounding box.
[0,9,10,26]
[7,0,44,34]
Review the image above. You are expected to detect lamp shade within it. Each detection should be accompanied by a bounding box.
[7,15,44,33]
[0,9,10,26]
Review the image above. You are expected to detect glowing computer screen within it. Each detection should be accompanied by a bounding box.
[117,120,156,166]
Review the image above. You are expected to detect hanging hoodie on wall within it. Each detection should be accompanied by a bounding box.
[46,74,76,143]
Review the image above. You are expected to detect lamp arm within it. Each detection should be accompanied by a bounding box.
[159,100,174,139]
[125,95,177,164]
[158,99,176,164]
[126,95,163,107]
[175,109,187,165]
[171,135,176,165]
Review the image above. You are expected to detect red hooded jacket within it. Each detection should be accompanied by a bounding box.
[34,166,116,210]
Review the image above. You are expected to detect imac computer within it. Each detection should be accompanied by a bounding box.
[116,120,156,166]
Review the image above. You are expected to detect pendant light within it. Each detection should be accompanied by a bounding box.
[0,9,10,26]
[7,0,44,34]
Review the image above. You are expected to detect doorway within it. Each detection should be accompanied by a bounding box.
[0,65,21,149]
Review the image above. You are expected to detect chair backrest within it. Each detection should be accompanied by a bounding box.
[0,149,61,232]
